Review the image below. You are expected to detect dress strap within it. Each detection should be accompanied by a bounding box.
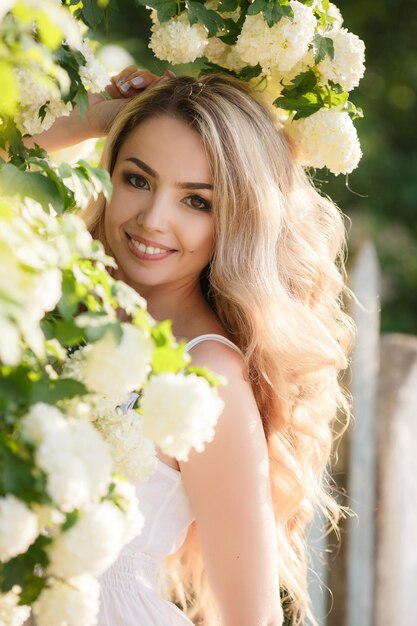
[185,333,242,355]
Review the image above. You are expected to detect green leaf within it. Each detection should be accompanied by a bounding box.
[77,160,112,200]
[57,271,87,320]
[188,2,225,37]
[312,33,334,64]
[30,376,88,405]
[0,435,49,503]
[275,93,323,119]
[151,320,174,347]
[135,0,177,23]
[43,318,85,346]
[263,0,293,26]
[247,0,268,16]
[19,575,46,605]
[74,83,89,119]
[0,535,52,594]
[187,365,226,387]
[218,0,238,10]
[81,0,106,28]
[0,163,64,212]
[237,63,263,81]
[61,509,80,532]
[152,345,189,374]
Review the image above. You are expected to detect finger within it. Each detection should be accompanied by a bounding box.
[116,71,158,95]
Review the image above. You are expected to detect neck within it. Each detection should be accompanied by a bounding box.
[113,270,215,341]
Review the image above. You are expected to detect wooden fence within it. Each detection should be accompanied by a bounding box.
[308,239,417,626]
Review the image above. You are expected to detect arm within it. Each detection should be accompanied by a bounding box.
[1,67,168,157]
[179,342,284,626]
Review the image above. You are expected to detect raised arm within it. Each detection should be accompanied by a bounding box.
[3,67,169,157]
[179,341,284,626]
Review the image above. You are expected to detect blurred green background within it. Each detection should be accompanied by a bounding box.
[94,0,417,334]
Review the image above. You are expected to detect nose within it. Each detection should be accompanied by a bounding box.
[136,190,171,233]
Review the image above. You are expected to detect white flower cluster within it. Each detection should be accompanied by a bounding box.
[0,586,30,626]
[150,11,209,64]
[93,406,158,482]
[141,373,224,461]
[65,323,154,396]
[76,39,110,93]
[290,108,362,175]
[0,495,38,562]
[14,67,72,136]
[32,575,100,626]
[21,403,113,512]
[0,200,66,364]
[47,498,143,578]
[318,27,366,92]
[144,2,365,174]
[235,1,316,73]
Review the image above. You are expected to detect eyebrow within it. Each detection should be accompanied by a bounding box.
[123,157,213,190]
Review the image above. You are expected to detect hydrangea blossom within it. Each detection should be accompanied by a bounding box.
[318,28,366,91]
[204,38,246,73]
[235,1,316,72]
[94,406,158,482]
[81,324,154,395]
[77,39,110,93]
[0,495,39,562]
[140,373,224,461]
[0,586,31,626]
[21,403,113,512]
[32,575,100,626]
[14,67,72,135]
[47,500,143,578]
[150,11,209,64]
[289,108,362,175]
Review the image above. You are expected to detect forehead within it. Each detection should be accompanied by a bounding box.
[116,115,213,184]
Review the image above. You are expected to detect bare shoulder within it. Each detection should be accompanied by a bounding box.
[187,337,246,383]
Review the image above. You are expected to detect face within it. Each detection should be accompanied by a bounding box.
[105,115,214,296]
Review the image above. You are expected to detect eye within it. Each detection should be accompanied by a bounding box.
[123,172,150,190]
[184,195,212,211]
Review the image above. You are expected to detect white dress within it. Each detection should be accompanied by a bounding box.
[98,334,241,626]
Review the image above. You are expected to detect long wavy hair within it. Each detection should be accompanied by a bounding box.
[81,74,356,625]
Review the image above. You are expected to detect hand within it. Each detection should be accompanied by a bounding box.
[84,66,175,137]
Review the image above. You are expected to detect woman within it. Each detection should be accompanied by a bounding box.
[29,67,355,626]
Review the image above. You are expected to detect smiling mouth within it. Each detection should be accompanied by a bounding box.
[127,234,176,259]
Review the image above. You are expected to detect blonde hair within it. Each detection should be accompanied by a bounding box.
[81,74,356,625]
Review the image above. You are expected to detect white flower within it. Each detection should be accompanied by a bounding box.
[47,500,142,578]
[83,324,154,395]
[289,108,362,175]
[33,575,100,626]
[140,373,224,461]
[0,586,31,626]
[77,39,110,93]
[327,3,343,30]
[14,67,72,135]
[95,406,157,482]
[21,403,113,512]
[0,495,38,562]
[318,28,365,91]
[235,1,316,72]
[150,12,209,64]
[204,38,246,72]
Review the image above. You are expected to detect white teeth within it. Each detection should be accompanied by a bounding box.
[130,237,167,255]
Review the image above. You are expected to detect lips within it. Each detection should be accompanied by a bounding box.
[127,233,175,252]
[126,233,176,261]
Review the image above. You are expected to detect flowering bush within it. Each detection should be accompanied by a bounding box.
[137,0,366,175]
[0,3,225,625]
